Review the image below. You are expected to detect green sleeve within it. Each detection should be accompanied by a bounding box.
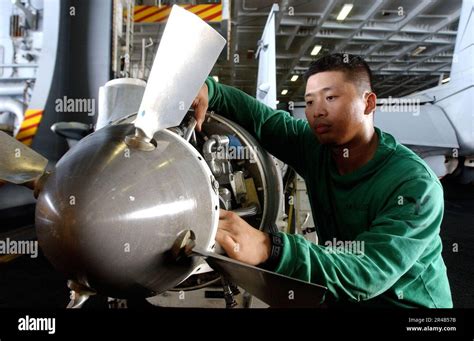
[205,77,317,177]
[275,177,444,302]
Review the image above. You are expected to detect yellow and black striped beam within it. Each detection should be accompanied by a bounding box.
[16,109,43,146]
[129,4,222,23]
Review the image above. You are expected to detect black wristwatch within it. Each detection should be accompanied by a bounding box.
[259,231,283,271]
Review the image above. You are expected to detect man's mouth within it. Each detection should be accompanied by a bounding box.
[315,123,331,134]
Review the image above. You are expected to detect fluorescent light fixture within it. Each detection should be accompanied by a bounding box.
[212,76,219,82]
[281,89,288,95]
[291,75,299,82]
[412,46,426,56]
[337,4,353,21]
[441,77,450,84]
[310,45,322,56]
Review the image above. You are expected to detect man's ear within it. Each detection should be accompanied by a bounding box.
[364,91,377,116]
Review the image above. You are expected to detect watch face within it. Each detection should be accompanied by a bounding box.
[272,233,283,245]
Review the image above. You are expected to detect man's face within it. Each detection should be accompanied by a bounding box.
[304,71,370,146]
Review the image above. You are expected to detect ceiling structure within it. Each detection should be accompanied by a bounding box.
[133,0,462,101]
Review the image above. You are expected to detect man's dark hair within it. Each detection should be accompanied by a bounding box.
[304,53,373,94]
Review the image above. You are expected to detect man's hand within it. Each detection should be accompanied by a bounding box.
[216,209,271,266]
[191,83,209,131]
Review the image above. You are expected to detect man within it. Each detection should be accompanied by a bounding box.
[192,53,452,308]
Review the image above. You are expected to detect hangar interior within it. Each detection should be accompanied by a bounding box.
[131,0,460,99]
[0,0,473,309]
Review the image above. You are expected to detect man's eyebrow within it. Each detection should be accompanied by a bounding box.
[305,87,335,98]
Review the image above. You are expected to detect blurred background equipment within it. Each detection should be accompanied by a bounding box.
[0,0,473,309]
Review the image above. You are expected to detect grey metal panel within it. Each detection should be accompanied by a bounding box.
[28,0,66,161]
[374,103,459,148]
[61,0,112,125]
[32,0,113,162]
[84,0,113,123]
[196,248,327,308]
[435,85,474,153]
[450,0,474,78]
[406,78,474,154]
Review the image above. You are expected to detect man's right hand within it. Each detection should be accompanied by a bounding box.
[216,209,271,266]
[191,83,209,131]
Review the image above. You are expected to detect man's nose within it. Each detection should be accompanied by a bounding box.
[312,106,327,119]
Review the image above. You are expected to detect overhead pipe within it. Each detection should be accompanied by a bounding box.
[0,97,26,135]
[0,82,26,96]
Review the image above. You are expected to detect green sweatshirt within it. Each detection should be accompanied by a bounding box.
[205,78,452,308]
